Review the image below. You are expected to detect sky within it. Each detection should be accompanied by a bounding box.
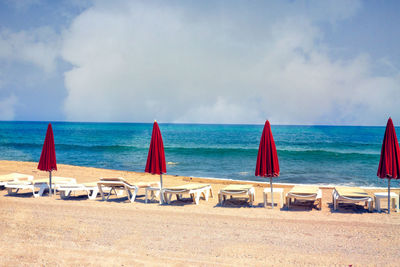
[0,0,399,125]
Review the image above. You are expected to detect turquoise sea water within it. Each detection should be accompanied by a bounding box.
[0,121,398,187]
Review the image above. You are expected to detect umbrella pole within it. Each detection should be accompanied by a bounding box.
[388,179,391,214]
[49,171,52,197]
[270,177,274,209]
[160,174,164,204]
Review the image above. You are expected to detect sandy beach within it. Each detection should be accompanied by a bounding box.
[1,160,400,266]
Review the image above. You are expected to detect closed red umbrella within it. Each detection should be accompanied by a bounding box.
[145,120,166,203]
[255,120,280,208]
[37,123,57,196]
[377,117,400,214]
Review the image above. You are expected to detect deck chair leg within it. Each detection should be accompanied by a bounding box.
[105,188,113,200]
[368,199,372,212]
[220,193,225,206]
[125,188,132,202]
[263,192,267,207]
[36,186,47,197]
[158,191,162,204]
[60,191,66,199]
[32,189,39,198]
[204,190,209,201]
[106,190,112,200]
[98,186,106,201]
[130,187,138,203]
[195,192,201,205]
[88,188,98,200]
[108,188,118,200]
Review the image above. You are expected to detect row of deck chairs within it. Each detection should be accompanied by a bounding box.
[0,173,374,211]
[218,184,373,211]
[218,184,323,209]
[0,173,213,205]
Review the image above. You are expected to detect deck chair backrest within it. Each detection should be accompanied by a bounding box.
[100,177,126,182]
[98,177,136,188]
[0,173,34,182]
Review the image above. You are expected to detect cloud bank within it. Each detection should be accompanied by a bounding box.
[0,26,60,73]
[60,0,400,125]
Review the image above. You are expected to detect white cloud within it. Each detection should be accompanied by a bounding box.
[0,26,60,73]
[0,94,17,120]
[61,0,400,125]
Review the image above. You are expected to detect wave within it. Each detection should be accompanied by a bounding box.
[0,142,147,152]
[278,148,380,156]
[0,142,381,157]
[164,146,380,157]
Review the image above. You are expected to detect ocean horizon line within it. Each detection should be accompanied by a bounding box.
[0,120,396,127]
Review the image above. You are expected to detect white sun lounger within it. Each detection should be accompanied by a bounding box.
[58,179,160,201]
[5,176,76,197]
[218,184,255,206]
[0,173,34,188]
[97,177,159,203]
[56,182,103,200]
[333,187,373,212]
[286,186,322,210]
[162,183,213,205]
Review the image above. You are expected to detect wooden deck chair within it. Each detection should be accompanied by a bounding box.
[286,186,322,210]
[162,183,213,205]
[218,184,255,206]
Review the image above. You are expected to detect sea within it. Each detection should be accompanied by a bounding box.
[0,121,398,188]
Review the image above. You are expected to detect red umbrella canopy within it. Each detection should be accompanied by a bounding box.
[37,123,57,172]
[377,118,400,179]
[145,121,166,175]
[255,120,280,177]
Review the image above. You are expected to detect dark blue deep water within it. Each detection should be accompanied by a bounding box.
[0,121,398,187]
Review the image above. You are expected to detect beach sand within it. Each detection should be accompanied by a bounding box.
[0,160,399,266]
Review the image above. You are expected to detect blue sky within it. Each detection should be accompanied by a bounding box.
[0,0,399,125]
